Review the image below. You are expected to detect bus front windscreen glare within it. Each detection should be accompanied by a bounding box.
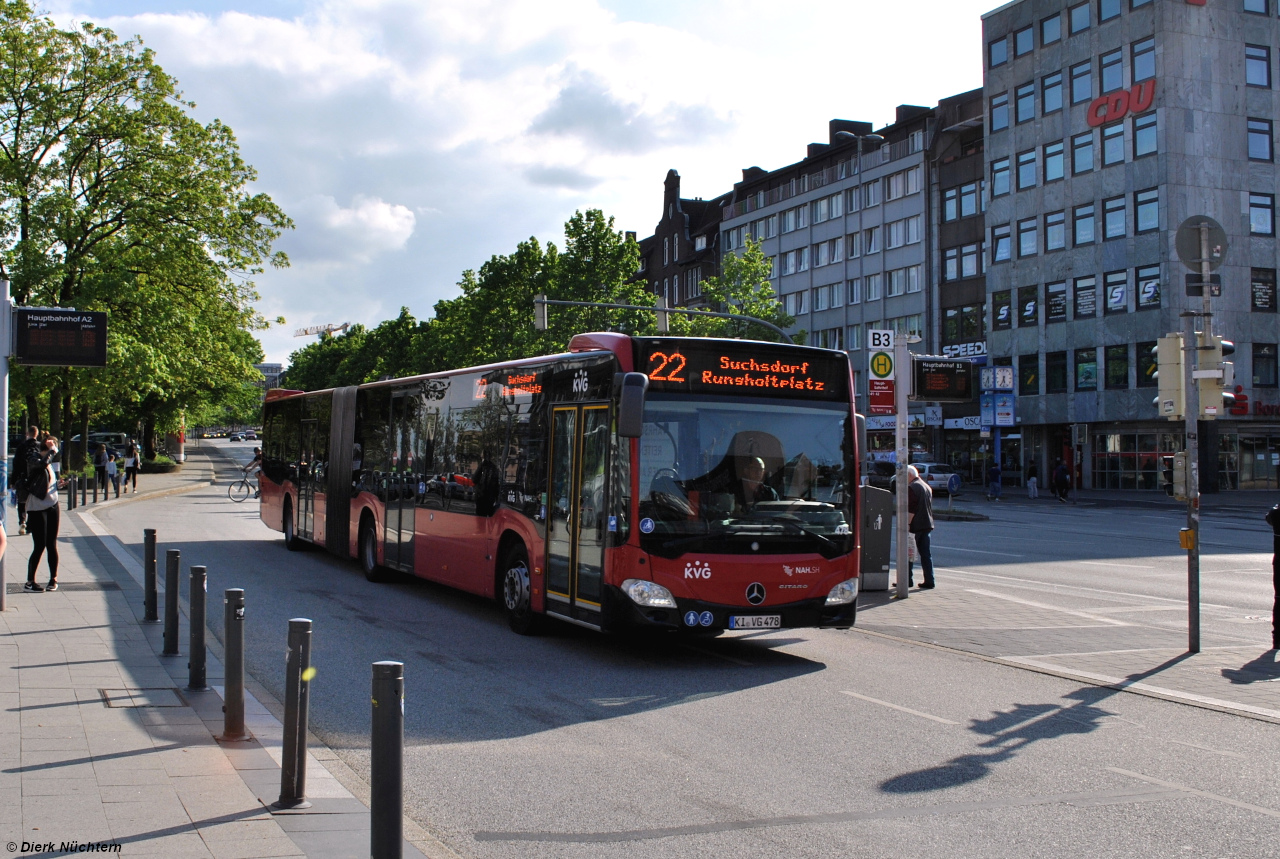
[637,394,853,560]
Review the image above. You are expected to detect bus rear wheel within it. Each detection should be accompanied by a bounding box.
[359,516,389,583]
[283,498,301,551]
[500,545,538,635]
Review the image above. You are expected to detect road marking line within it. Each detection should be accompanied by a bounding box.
[839,691,959,724]
[1078,561,1155,570]
[1085,606,1184,614]
[932,545,1024,558]
[964,589,1130,626]
[1163,739,1248,760]
[939,567,1246,613]
[1108,767,1280,818]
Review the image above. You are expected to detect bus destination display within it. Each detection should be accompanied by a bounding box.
[911,357,975,403]
[635,338,847,401]
[14,309,108,367]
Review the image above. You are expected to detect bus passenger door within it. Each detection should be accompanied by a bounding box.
[298,419,317,541]
[384,391,416,572]
[546,404,609,626]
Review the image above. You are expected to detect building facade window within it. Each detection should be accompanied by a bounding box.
[866,273,883,301]
[1075,275,1098,317]
[943,181,982,221]
[1137,341,1158,387]
[1072,132,1094,173]
[864,225,882,253]
[1247,45,1271,88]
[1018,285,1039,327]
[1075,347,1098,391]
[1018,218,1039,257]
[886,216,921,248]
[1015,82,1036,124]
[1137,264,1161,309]
[1251,193,1275,235]
[1074,203,1096,245]
[1070,61,1093,104]
[1104,270,1128,314]
[1046,210,1067,250]
[1132,112,1157,157]
[1017,149,1037,189]
[848,278,862,304]
[1103,195,1126,238]
[1019,354,1040,395]
[1041,72,1063,114]
[864,181,882,208]
[1131,37,1155,82]
[1102,123,1125,165]
[993,224,1012,262]
[991,92,1010,131]
[1044,140,1065,181]
[846,324,861,350]
[1099,0,1121,21]
[1245,0,1269,14]
[1249,118,1274,161]
[993,291,1013,330]
[989,35,1009,67]
[992,157,1011,196]
[1105,344,1129,390]
[1252,268,1277,312]
[1014,26,1034,56]
[1101,49,1124,93]
[1135,188,1159,233]
[1047,281,1068,322]
[1070,3,1090,34]
[1042,13,1062,44]
[1047,351,1069,393]
[1255,343,1279,387]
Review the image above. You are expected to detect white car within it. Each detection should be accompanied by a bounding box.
[912,463,963,496]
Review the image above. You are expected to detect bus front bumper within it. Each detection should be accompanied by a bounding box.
[605,585,856,633]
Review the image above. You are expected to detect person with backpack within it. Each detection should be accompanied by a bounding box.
[24,436,63,592]
[12,426,40,536]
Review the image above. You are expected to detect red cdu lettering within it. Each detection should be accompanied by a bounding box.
[1129,79,1155,113]
[1086,80,1156,127]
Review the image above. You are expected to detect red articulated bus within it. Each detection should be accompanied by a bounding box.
[260,333,861,635]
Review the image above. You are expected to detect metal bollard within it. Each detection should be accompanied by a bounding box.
[67,475,75,511]
[275,618,313,809]
[93,473,98,503]
[370,661,404,859]
[143,529,159,622]
[162,550,181,656]
[221,589,246,740]
[187,566,207,690]
[80,474,86,507]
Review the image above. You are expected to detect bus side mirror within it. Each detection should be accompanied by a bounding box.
[618,372,648,438]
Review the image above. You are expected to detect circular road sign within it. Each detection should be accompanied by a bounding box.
[1175,215,1228,273]
[870,351,894,379]
[947,473,962,495]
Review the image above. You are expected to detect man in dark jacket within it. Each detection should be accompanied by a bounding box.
[907,465,936,589]
[13,426,40,536]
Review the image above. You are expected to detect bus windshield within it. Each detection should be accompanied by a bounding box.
[637,393,853,559]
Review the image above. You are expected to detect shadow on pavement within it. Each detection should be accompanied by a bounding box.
[1221,649,1280,684]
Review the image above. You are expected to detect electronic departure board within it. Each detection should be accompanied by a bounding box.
[911,357,975,403]
[14,309,108,367]
[633,338,848,402]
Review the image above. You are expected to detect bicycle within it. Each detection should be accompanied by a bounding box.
[228,475,257,503]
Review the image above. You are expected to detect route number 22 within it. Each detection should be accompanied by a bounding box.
[647,351,687,382]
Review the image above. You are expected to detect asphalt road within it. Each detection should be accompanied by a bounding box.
[94,441,1280,858]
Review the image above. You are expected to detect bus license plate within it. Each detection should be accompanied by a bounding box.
[729,615,781,630]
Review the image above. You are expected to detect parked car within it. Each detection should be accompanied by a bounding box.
[864,460,898,492]
[912,462,964,496]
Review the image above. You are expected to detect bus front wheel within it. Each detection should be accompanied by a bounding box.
[359,517,389,583]
[500,546,539,635]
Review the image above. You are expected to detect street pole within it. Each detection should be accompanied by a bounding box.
[0,279,9,612]
[895,336,910,600]
[1182,308,1200,653]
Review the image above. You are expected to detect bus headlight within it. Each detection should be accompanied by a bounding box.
[621,579,677,608]
[825,577,859,605]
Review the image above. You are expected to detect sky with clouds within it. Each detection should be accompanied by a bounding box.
[47,0,994,365]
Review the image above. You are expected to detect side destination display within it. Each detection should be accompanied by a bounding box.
[13,309,108,367]
[911,357,975,403]
[633,338,848,401]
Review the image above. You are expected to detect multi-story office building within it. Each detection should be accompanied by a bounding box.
[718,109,937,460]
[636,170,727,310]
[254,363,283,391]
[983,0,1280,491]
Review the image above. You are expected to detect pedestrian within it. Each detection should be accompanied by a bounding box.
[906,465,936,589]
[1026,462,1039,499]
[987,461,1002,501]
[123,442,139,493]
[1266,504,1280,651]
[13,425,40,536]
[106,451,120,498]
[23,436,63,592]
[1053,459,1070,503]
[93,443,108,494]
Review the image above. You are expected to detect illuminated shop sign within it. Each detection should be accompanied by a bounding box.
[634,338,848,401]
[1087,80,1155,127]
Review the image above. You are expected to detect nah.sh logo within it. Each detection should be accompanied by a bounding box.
[684,561,711,579]
[784,565,819,577]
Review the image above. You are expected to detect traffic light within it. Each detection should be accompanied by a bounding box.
[1195,334,1236,419]
[1152,334,1184,420]
[654,295,669,333]
[534,294,548,330]
[1162,452,1189,500]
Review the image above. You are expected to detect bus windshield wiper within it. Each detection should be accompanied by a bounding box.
[735,516,839,552]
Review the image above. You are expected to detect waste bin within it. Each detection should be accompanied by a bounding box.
[860,485,894,591]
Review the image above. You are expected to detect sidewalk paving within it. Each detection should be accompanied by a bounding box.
[2,446,447,859]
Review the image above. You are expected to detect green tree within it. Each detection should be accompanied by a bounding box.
[0,2,290,456]
[670,237,798,342]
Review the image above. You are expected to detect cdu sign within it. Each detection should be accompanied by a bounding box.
[1087,80,1156,128]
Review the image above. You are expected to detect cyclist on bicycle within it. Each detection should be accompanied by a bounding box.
[244,447,263,499]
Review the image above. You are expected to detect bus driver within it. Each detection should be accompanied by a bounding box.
[736,456,779,513]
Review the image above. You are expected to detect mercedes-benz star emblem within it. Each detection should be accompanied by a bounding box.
[746,583,766,605]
